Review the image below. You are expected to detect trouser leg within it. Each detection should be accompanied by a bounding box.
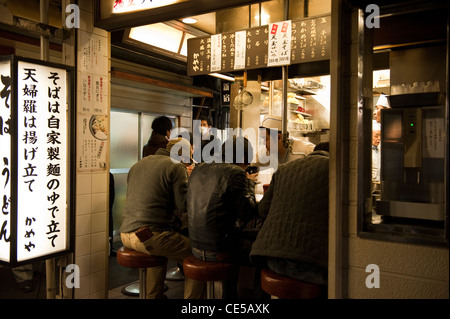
[121,231,206,299]
[146,262,168,299]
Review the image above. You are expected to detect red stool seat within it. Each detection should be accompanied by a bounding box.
[117,246,167,268]
[261,268,326,299]
[116,246,168,299]
[183,255,238,282]
[183,255,238,298]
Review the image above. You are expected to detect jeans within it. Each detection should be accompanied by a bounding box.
[191,248,238,299]
[266,257,328,286]
[121,230,206,299]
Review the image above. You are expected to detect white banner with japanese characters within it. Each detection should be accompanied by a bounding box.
[0,60,12,262]
[267,20,292,67]
[16,61,68,262]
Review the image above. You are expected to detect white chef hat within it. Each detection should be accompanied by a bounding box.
[260,115,282,132]
[376,94,390,108]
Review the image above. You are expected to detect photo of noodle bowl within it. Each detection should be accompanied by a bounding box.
[89,115,108,140]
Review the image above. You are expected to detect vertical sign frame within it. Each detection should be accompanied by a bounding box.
[0,55,75,267]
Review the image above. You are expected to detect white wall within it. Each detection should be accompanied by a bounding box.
[73,0,110,299]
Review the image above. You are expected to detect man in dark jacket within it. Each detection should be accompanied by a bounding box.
[120,138,205,299]
[142,115,173,157]
[187,136,259,298]
[250,142,329,287]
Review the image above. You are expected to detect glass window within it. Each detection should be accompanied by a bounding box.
[307,0,331,17]
[216,5,251,33]
[110,111,139,170]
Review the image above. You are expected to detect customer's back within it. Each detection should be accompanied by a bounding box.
[250,143,329,282]
[187,136,258,256]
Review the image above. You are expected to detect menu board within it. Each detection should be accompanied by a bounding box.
[187,15,330,76]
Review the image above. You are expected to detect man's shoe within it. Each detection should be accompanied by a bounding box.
[18,280,33,293]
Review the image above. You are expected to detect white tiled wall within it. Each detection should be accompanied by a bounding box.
[74,0,110,299]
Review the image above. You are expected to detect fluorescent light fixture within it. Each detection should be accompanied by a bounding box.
[261,85,269,91]
[209,73,235,81]
[129,23,183,54]
[182,18,198,24]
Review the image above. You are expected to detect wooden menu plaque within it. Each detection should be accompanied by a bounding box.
[187,14,330,76]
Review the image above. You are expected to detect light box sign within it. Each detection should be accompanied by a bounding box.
[0,56,75,266]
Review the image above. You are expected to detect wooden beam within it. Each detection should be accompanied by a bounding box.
[111,69,213,98]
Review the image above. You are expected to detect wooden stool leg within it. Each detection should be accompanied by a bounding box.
[139,268,147,299]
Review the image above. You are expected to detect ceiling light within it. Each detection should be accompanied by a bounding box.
[209,73,235,82]
[182,18,198,24]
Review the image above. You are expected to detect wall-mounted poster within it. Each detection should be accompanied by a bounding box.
[77,114,108,171]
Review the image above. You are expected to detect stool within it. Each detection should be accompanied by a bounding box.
[183,255,238,299]
[261,268,326,299]
[116,246,168,299]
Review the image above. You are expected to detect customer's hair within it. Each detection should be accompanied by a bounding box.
[200,116,213,127]
[152,116,173,135]
[221,136,253,165]
[314,142,329,152]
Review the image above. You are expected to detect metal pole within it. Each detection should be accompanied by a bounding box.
[40,0,56,300]
[281,0,289,147]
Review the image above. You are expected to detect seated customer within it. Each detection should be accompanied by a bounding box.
[187,136,259,298]
[250,142,329,288]
[120,138,205,299]
[142,115,173,157]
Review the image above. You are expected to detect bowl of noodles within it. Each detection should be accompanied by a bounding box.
[89,115,107,140]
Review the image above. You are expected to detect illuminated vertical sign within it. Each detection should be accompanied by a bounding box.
[0,56,73,266]
[0,60,12,263]
[16,61,68,262]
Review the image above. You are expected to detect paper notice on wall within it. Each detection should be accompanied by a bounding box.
[210,34,222,72]
[77,114,108,170]
[267,21,291,67]
[234,30,246,70]
[423,118,444,158]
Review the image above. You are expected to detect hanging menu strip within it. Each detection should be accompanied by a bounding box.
[187,14,330,76]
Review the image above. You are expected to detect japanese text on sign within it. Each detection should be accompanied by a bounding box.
[0,61,12,262]
[187,15,330,76]
[267,21,292,67]
[16,61,68,262]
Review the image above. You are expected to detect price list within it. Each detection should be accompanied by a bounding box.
[187,15,330,76]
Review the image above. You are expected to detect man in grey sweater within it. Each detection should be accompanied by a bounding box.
[120,138,205,299]
[250,142,329,287]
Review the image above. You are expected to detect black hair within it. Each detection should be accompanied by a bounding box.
[314,142,329,152]
[152,116,173,135]
[200,116,213,127]
[221,136,253,165]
